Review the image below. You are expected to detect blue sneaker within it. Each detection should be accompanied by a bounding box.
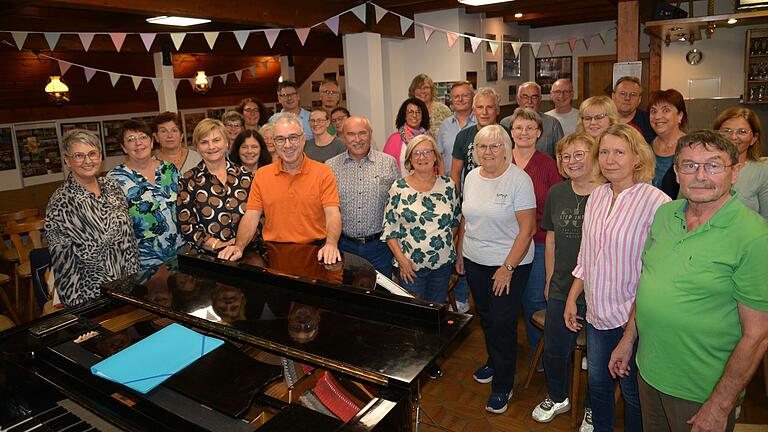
[473,365,493,383]
[485,390,513,414]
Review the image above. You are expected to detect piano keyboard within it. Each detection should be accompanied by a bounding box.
[1,399,122,432]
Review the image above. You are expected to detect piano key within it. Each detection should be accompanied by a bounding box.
[45,413,80,431]
[59,422,90,432]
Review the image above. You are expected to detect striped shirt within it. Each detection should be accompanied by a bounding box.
[572,182,670,329]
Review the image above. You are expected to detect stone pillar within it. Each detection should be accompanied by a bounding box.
[342,32,387,149]
[153,52,177,113]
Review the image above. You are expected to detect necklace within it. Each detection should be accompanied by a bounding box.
[573,193,587,215]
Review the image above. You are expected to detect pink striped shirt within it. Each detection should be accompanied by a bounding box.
[572,183,670,329]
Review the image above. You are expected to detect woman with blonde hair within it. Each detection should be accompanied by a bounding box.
[576,96,619,141]
[409,74,452,137]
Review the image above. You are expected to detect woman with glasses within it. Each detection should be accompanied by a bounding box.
[509,108,563,357]
[456,124,536,414]
[45,129,140,306]
[178,119,255,254]
[259,123,278,161]
[409,74,452,137]
[221,111,245,149]
[649,89,687,198]
[577,96,619,141]
[237,97,268,129]
[305,109,345,162]
[231,129,272,172]
[564,124,670,432]
[107,119,183,269]
[384,98,432,175]
[153,111,202,176]
[713,107,768,219]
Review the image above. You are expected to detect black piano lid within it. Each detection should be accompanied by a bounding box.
[100,245,471,390]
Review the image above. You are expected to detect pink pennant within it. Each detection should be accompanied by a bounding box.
[110,33,127,52]
[264,29,280,48]
[547,41,557,56]
[446,32,459,49]
[295,28,310,46]
[325,16,340,36]
[84,67,97,83]
[58,60,71,76]
[584,35,592,51]
[140,33,155,51]
[469,36,481,53]
[79,33,95,51]
[173,79,182,90]
[568,37,577,52]
[422,25,434,42]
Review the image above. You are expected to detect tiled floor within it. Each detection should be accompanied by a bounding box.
[417,313,768,432]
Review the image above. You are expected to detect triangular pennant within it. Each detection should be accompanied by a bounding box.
[469,36,481,53]
[568,37,577,52]
[222,74,229,85]
[584,35,592,51]
[399,16,413,35]
[203,32,219,50]
[79,33,95,51]
[58,60,71,76]
[599,30,607,45]
[489,41,500,55]
[351,3,366,23]
[261,60,269,70]
[264,29,280,48]
[188,78,195,87]
[235,70,243,81]
[109,72,120,87]
[11,32,27,50]
[233,30,249,50]
[446,32,459,49]
[84,67,97,83]
[173,79,181,90]
[151,78,161,91]
[248,65,257,76]
[295,27,310,46]
[511,41,522,57]
[374,4,387,23]
[529,42,542,58]
[547,41,557,55]
[140,33,155,51]
[44,32,61,50]
[110,33,127,52]
[170,33,186,51]
[208,77,215,89]
[325,16,340,36]
[132,76,142,90]
[422,25,434,42]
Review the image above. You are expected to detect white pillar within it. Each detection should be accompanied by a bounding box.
[342,33,387,150]
[153,52,177,113]
[279,56,296,82]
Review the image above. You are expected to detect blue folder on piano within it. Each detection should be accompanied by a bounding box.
[91,323,224,394]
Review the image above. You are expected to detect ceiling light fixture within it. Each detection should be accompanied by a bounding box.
[193,71,209,94]
[45,76,70,106]
[727,18,738,24]
[514,12,523,18]
[457,0,514,6]
[146,16,211,26]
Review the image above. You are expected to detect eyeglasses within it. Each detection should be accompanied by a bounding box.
[512,125,538,133]
[321,90,339,96]
[452,93,473,100]
[559,150,586,162]
[309,118,328,124]
[719,128,752,137]
[616,91,640,99]
[413,149,434,158]
[243,108,260,114]
[278,92,298,99]
[551,90,572,96]
[582,113,608,122]
[125,134,151,145]
[518,94,542,101]
[476,143,503,153]
[676,161,732,175]
[69,150,100,163]
[273,133,303,146]
[224,122,243,129]
[406,109,422,116]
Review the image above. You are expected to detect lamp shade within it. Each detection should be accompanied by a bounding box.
[45,76,70,106]
[193,71,209,94]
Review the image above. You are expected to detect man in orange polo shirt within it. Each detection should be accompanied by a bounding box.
[218,112,342,264]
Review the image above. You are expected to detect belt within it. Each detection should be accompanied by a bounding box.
[342,232,383,245]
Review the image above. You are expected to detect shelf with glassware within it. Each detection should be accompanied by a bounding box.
[744,28,768,104]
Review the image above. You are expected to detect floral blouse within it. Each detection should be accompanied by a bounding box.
[177,161,253,251]
[382,175,460,270]
[108,159,182,269]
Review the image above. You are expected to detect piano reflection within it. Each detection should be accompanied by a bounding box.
[0,243,470,431]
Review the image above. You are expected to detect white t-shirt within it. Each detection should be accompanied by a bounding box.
[461,163,536,267]
[545,108,580,135]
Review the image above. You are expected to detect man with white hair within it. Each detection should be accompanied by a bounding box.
[501,81,563,157]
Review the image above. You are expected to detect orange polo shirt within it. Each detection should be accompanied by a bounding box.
[247,154,340,244]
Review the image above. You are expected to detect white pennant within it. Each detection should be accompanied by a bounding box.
[510,41,522,57]
[140,33,155,51]
[469,36,481,53]
[79,33,95,51]
[235,70,243,81]
[58,60,71,76]
[529,42,542,57]
[351,3,366,23]
[109,72,120,87]
[373,4,387,23]
[399,17,413,35]
[422,25,434,42]
[222,74,229,85]
[173,79,181,90]
[264,29,280,48]
[488,41,500,55]
[132,76,142,90]
[233,30,249,50]
[295,28,310,46]
[170,33,186,51]
[44,33,61,50]
[547,41,557,55]
[568,37,577,52]
[151,78,161,91]
[11,32,27,50]
[204,32,219,49]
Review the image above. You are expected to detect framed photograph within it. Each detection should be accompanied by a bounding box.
[101,119,127,157]
[464,33,475,53]
[0,127,17,171]
[338,64,345,77]
[61,121,103,155]
[466,71,478,91]
[206,108,225,120]
[14,122,63,185]
[486,33,496,54]
[435,82,453,108]
[486,61,498,82]
[508,85,517,101]
[323,72,337,81]
[311,80,322,92]
[502,35,521,79]
[535,56,573,95]
[183,112,206,148]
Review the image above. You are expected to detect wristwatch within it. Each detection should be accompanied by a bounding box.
[504,263,515,272]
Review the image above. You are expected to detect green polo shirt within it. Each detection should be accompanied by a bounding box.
[636,193,768,403]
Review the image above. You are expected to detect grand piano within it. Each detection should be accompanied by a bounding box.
[0,243,470,431]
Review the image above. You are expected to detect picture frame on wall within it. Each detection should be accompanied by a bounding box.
[323,72,337,81]
[312,81,322,92]
[535,56,573,95]
[338,64,345,77]
[508,85,517,101]
[14,122,63,186]
[183,111,206,148]
[502,35,521,79]
[486,34,496,53]
[486,61,499,82]
[0,126,17,172]
[466,71,478,92]
[101,119,127,157]
[60,121,103,154]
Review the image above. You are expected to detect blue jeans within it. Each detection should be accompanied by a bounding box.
[453,275,469,303]
[339,237,393,278]
[543,299,590,407]
[398,263,453,303]
[586,322,642,432]
[522,243,547,351]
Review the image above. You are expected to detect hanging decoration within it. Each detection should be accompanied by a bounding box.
[45,76,70,106]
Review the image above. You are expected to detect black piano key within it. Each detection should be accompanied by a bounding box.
[34,406,67,422]
[59,422,91,432]
[45,413,80,431]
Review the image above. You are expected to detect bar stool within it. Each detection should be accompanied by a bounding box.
[4,218,46,321]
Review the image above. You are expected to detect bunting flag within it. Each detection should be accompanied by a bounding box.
[568,37,577,52]
[248,65,257,75]
[222,74,229,85]
[109,72,120,87]
[58,60,71,76]
[233,30,249,50]
[295,28,310,46]
[11,32,27,50]
[598,30,606,45]
[488,40,500,55]
[170,33,186,50]
[132,76,142,90]
[235,70,243,81]
[187,78,195,88]
[110,33,126,52]
[510,41,522,57]
[140,33,155,51]
[264,29,280,48]
[529,42,542,58]
[84,67,97,82]
[351,4,367,23]
[173,79,181,90]
[446,32,459,49]
[422,25,434,43]
[469,36,481,53]
[44,32,61,50]
[584,35,592,51]
[325,16,340,35]
[547,40,557,56]
[79,33,95,51]
[399,16,413,35]
[374,4,387,23]
[151,78,161,91]
[204,32,219,49]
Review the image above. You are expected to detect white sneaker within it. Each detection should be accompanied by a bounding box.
[456,301,470,313]
[532,397,571,422]
[579,408,593,432]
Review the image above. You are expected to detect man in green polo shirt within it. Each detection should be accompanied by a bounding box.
[607,130,768,432]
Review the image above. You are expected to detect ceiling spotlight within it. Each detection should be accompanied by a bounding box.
[457,0,513,6]
[146,16,211,27]
[727,18,738,24]
[514,13,523,18]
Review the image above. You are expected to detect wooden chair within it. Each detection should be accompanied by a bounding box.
[0,273,20,325]
[0,209,39,304]
[4,218,46,321]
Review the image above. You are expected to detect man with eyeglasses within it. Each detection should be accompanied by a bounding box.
[609,130,768,432]
[438,81,476,176]
[545,79,579,134]
[326,116,398,277]
[219,112,342,264]
[320,79,343,134]
[501,81,563,157]
[270,80,314,140]
[611,76,655,145]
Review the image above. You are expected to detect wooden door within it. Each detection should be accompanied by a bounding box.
[579,54,651,110]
